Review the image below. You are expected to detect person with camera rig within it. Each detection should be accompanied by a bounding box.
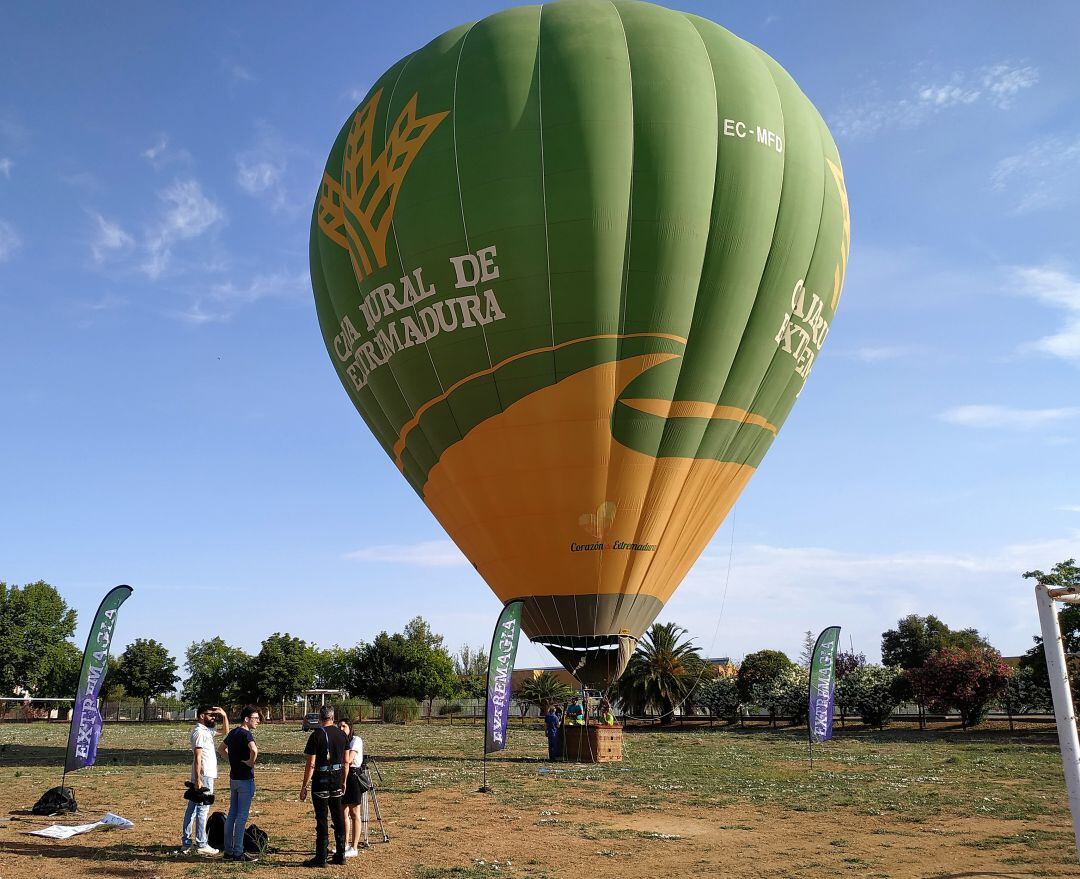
[179,705,229,856]
[299,705,348,867]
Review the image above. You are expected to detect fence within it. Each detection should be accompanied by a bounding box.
[0,695,1057,728]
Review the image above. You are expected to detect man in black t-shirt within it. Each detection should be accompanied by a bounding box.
[299,704,349,867]
[221,706,260,862]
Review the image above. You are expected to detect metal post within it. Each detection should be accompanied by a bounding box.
[1035,582,1080,861]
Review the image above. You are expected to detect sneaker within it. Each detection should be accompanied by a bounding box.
[175,848,192,856]
[343,847,358,858]
[196,845,220,856]
[232,853,258,863]
[331,852,346,865]
[302,856,327,868]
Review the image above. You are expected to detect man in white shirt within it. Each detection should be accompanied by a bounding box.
[180,705,229,855]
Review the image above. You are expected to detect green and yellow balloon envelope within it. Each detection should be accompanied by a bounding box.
[310,0,850,687]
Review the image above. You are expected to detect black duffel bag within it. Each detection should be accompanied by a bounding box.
[206,811,226,850]
[244,823,270,854]
[32,786,77,816]
[206,810,269,854]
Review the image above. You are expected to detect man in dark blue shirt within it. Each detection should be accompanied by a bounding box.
[544,705,562,760]
[221,706,260,862]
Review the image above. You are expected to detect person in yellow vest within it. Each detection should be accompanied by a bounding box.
[597,699,616,726]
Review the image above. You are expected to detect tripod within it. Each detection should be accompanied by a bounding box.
[360,757,390,844]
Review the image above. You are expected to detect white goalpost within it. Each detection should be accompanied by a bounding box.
[1034,581,1080,862]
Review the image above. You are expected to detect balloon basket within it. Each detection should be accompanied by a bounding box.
[562,725,622,763]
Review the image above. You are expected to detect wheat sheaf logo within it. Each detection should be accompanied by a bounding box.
[318,89,449,281]
[579,501,617,540]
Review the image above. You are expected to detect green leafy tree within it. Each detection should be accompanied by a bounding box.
[698,675,741,723]
[516,671,574,715]
[454,644,489,699]
[737,649,794,705]
[350,619,458,710]
[881,615,990,728]
[615,622,708,724]
[1025,558,1080,594]
[909,646,1012,728]
[182,638,250,708]
[36,639,83,699]
[1001,665,1047,728]
[776,666,810,723]
[103,656,125,702]
[0,580,77,695]
[313,645,353,693]
[799,631,815,669]
[1019,560,1080,709]
[834,650,866,727]
[836,664,903,729]
[114,639,179,720]
[747,664,806,726]
[881,614,989,669]
[406,617,459,714]
[250,632,317,720]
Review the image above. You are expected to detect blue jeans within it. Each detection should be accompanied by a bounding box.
[224,778,255,856]
[181,775,214,848]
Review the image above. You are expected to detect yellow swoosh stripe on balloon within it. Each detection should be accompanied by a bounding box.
[393,332,688,469]
[618,399,778,435]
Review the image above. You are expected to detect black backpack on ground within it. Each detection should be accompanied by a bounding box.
[206,811,226,850]
[32,786,77,816]
[245,823,269,854]
[205,809,269,854]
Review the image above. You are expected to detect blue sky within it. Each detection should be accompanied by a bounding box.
[2,2,1078,678]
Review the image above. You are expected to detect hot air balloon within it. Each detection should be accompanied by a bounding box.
[310,0,850,689]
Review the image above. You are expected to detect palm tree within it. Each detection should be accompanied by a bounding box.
[516,671,575,717]
[615,623,708,724]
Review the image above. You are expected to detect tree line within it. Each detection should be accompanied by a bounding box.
[3,558,1076,726]
[0,581,487,720]
[630,559,1078,728]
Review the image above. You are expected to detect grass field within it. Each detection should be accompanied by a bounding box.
[2,719,1079,878]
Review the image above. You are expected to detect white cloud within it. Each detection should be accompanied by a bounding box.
[226,62,254,83]
[140,134,191,170]
[80,293,127,312]
[61,171,102,192]
[0,219,22,262]
[174,270,309,323]
[236,160,281,195]
[981,63,1040,107]
[1059,505,1080,513]
[0,116,30,150]
[235,124,291,210]
[992,136,1080,213]
[142,179,224,279]
[669,531,1080,661]
[0,158,12,179]
[831,62,1038,141]
[344,540,469,568]
[1011,265,1080,361]
[940,404,1079,430]
[853,345,910,363]
[142,135,167,164]
[88,211,135,263]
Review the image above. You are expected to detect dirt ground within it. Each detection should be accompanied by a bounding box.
[2,720,1079,879]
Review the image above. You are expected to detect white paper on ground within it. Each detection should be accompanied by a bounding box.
[29,813,134,839]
